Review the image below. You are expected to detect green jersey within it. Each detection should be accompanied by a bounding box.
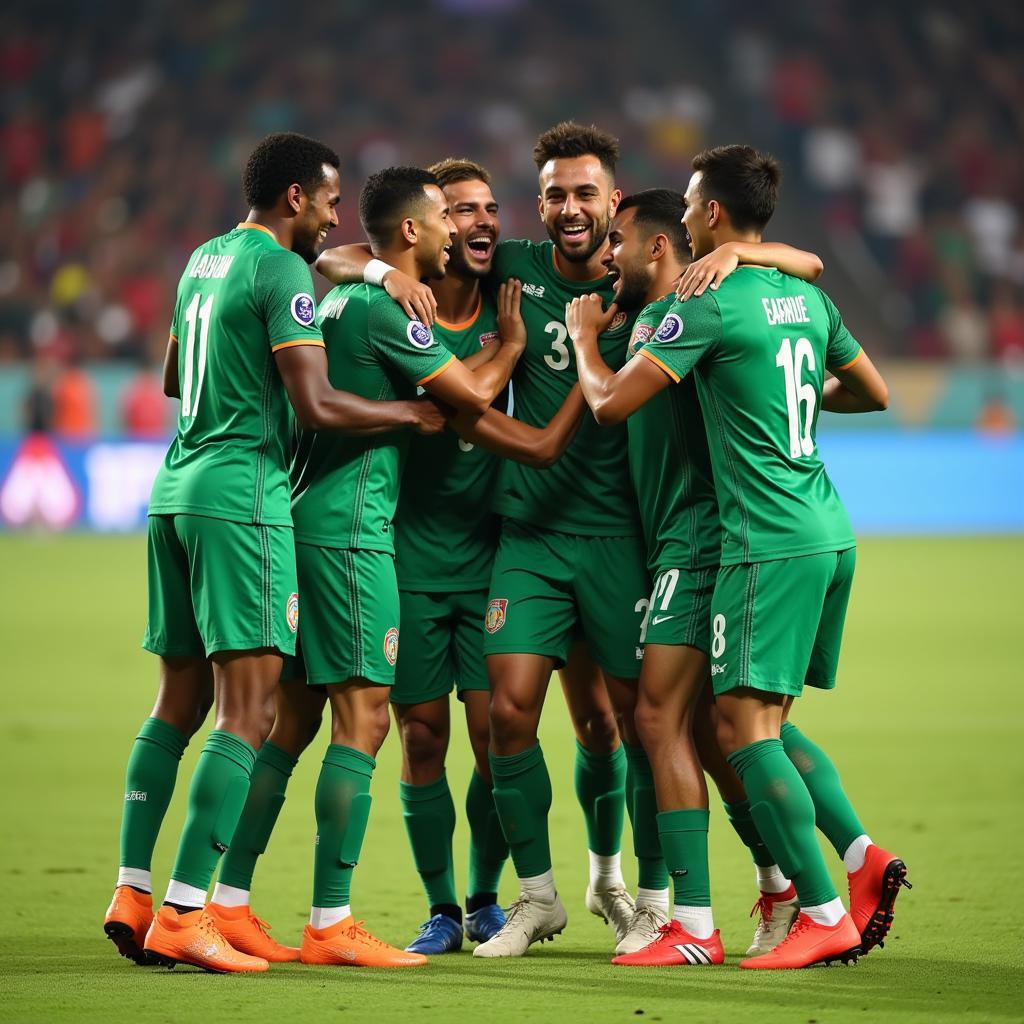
[639,268,862,565]
[290,283,454,551]
[148,222,325,526]
[626,295,720,574]
[394,296,504,591]
[492,239,639,536]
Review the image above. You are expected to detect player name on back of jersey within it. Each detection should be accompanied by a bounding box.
[762,294,811,325]
[187,253,235,280]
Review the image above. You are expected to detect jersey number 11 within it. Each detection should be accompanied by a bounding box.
[181,293,214,418]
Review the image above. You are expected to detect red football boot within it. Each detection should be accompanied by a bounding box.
[612,919,724,967]
[848,845,911,953]
[739,911,861,970]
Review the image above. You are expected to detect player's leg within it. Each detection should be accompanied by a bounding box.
[144,518,299,974]
[296,547,424,968]
[208,674,326,961]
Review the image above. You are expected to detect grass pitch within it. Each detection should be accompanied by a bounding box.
[2,534,1022,1023]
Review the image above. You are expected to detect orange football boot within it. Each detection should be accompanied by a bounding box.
[205,903,300,962]
[143,905,269,973]
[103,886,154,965]
[300,917,427,967]
[739,911,861,969]
[612,920,725,967]
[848,845,911,953]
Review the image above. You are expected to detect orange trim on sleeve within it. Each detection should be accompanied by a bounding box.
[416,354,456,387]
[834,349,864,371]
[638,347,680,382]
[237,221,278,239]
[169,332,177,342]
[435,298,482,332]
[271,338,326,352]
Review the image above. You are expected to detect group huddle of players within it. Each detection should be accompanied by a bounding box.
[102,123,909,975]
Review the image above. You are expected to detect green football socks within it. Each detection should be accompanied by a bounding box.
[573,739,626,857]
[724,798,777,868]
[168,730,256,892]
[217,740,297,892]
[781,721,866,859]
[490,744,552,878]
[624,743,669,890]
[312,744,375,909]
[400,772,458,911]
[465,769,509,898]
[119,717,188,878]
[728,738,838,907]
[657,808,711,907]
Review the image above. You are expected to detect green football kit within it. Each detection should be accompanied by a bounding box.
[392,297,503,704]
[288,283,454,687]
[626,294,720,653]
[144,222,324,659]
[639,267,863,696]
[484,239,649,679]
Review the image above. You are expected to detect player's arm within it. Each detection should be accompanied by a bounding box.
[677,241,824,300]
[315,244,437,325]
[162,336,179,398]
[275,345,444,435]
[451,384,587,468]
[822,350,889,413]
[460,281,528,372]
[566,296,671,425]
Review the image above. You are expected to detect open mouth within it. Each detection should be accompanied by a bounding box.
[443,242,452,263]
[559,221,590,244]
[466,234,494,262]
[606,267,621,293]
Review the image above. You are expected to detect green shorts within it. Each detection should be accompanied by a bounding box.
[143,514,298,659]
[483,520,650,680]
[286,544,399,687]
[391,589,490,705]
[643,566,718,652]
[709,548,856,698]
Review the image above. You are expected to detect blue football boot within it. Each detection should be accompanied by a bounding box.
[404,913,464,954]
[465,903,506,943]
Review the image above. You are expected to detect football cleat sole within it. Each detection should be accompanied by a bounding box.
[859,859,912,953]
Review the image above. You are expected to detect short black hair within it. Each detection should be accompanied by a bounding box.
[428,157,491,190]
[243,132,340,210]
[533,121,619,177]
[617,189,689,260]
[691,145,781,232]
[359,166,439,248]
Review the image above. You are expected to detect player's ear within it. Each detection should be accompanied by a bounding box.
[536,194,544,222]
[400,217,417,245]
[286,183,303,215]
[707,199,721,230]
[609,188,622,216]
[650,233,668,261]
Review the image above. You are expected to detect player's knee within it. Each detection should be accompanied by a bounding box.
[577,707,620,752]
[400,716,446,769]
[366,702,391,755]
[633,696,666,749]
[489,691,535,750]
[715,712,740,757]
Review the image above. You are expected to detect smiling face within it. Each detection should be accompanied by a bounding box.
[601,206,656,313]
[442,177,500,279]
[413,183,457,280]
[537,154,620,265]
[681,170,714,261]
[292,162,341,264]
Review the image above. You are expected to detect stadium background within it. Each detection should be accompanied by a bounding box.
[2,1,1021,1021]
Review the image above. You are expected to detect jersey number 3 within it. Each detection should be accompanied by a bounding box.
[181,293,214,418]
[776,337,816,458]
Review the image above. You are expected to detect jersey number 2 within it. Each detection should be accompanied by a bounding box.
[181,293,214,418]
[776,337,816,458]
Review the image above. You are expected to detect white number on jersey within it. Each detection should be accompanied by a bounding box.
[711,613,727,659]
[543,320,571,371]
[181,293,214,418]
[775,336,817,458]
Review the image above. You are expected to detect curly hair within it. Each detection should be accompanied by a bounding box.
[428,157,491,190]
[692,145,781,232]
[359,166,439,248]
[243,132,340,210]
[533,121,620,176]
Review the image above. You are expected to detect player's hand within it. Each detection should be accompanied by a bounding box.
[409,397,448,435]
[384,270,437,326]
[566,294,617,343]
[497,279,526,352]
[676,244,741,301]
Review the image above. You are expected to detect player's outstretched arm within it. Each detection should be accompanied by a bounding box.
[162,337,180,399]
[276,344,445,435]
[566,295,671,425]
[677,241,824,300]
[460,280,527,372]
[822,350,889,413]
[316,244,436,325]
[452,384,587,468]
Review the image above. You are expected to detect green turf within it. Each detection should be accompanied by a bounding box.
[2,534,1022,1022]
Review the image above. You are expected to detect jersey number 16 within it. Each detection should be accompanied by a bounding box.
[775,337,816,459]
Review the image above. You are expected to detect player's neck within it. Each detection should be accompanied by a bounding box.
[431,273,481,326]
[552,244,608,284]
[709,229,763,256]
[644,264,685,306]
[244,209,287,247]
[374,245,421,282]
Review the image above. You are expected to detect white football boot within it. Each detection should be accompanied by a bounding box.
[472,892,567,958]
[745,884,800,956]
[614,902,670,956]
[585,885,635,945]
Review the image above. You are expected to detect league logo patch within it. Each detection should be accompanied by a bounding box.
[609,311,628,331]
[478,330,499,347]
[286,592,299,633]
[383,627,399,665]
[407,320,434,349]
[654,312,683,343]
[629,323,654,355]
[291,293,316,326]
[485,598,508,634]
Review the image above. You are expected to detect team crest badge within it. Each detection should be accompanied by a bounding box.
[608,311,628,331]
[654,312,683,343]
[629,323,654,355]
[286,592,299,633]
[485,598,508,634]
[291,293,315,326]
[478,330,499,347]
[407,320,434,349]
[383,627,399,665]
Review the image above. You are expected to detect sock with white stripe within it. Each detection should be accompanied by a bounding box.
[755,864,792,895]
[842,834,873,873]
[672,905,715,940]
[210,882,250,908]
[519,869,557,903]
[802,897,846,927]
[310,904,351,930]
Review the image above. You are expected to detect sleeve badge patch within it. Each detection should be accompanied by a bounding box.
[478,330,499,347]
[608,311,628,331]
[291,293,316,326]
[629,323,654,355]
[383,627,400,666]
[485,598,508,634]
[407,320,435,349]
[654,312,683,343]
[286,592,299,633]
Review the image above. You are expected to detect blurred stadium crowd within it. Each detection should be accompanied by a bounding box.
[1,0,1022,437]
